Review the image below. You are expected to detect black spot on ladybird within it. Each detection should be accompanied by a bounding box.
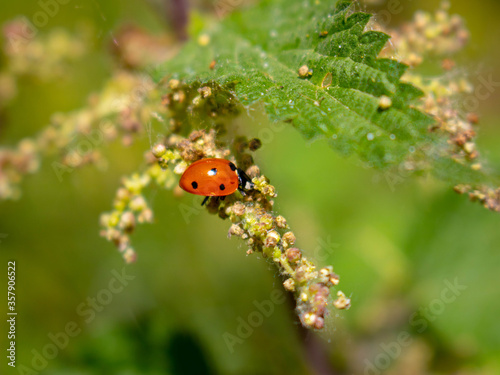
[208,168,217,176]
[228,162,236,171]
[219,184,226,191]
[191,181,198,189]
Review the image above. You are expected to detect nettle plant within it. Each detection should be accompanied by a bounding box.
[1,0,499,329]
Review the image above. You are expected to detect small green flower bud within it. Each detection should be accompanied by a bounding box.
[192,96,202,107]
[228,224,245,237]
[313,316,324,330]
[119,211,136,233]
[113,199,127,211]
[275,215,287,228]
[260,213,274,230]
[198,86,212,98]
[109,213,120,227]
[272,248,282,261]
[319,266,339,286]
[282,231,296,248]
[246,165,260,178]
[138,208,153,223]
[152,144,166,158]
[169,79,180,89]
[283,278,295,291]
[173,91,185,103]
[313,298,327,316]
[99,213,111,228]
[286,247,301,263]
[231,202,246,216]
[330,273,340,286]
[301,312,317,328]
[116,187,130,202]
[265,230,280,248]
[129,196,147,211]
[311,283,330,298]
[174,161,188,175]
[123,248,137,264]
[333,291,351,310]
[295,266,307,282]
[319,266,332,279]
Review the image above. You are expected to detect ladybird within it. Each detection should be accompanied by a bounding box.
[179,158,253,205]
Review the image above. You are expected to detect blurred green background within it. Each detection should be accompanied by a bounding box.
[1,0,500,374]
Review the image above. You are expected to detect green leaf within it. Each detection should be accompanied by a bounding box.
[153,0,493,185]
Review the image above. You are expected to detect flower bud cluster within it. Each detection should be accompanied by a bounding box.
[160,79,241,135]
[376,3,480,168]
[375,2,498,212]
[0,70,164,200]
[100,172,155,263]
[225,175,350,328]
[2,21,89,80]
[454,185,500,213]
[377,2,469,67]
[0,139,40,199]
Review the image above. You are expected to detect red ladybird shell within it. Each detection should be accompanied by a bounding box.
[179,158,239,197]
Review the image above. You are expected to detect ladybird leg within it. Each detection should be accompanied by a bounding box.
[220,196,226,201]
[237,168,254,191]
[201,196,209,206]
